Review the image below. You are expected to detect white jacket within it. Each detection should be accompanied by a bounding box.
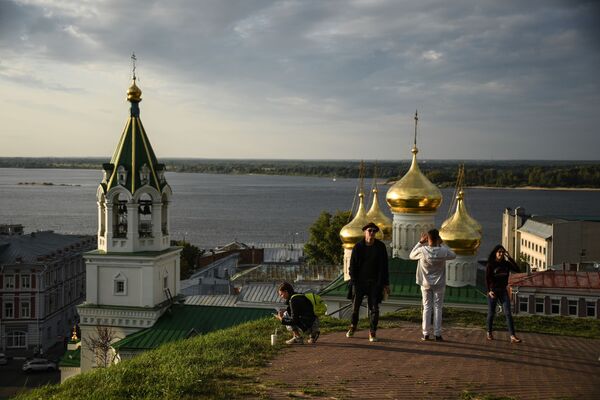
[409,242,456,288]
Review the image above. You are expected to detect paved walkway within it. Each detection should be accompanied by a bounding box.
[261,324,600,399]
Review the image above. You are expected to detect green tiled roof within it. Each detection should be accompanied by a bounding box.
[59,347,81,368]
[320,258,487,305]
[113,304,273,351]
[102,99,167,194]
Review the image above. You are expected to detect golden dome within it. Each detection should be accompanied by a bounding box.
[439,190,481,255]
[366,187,392,241]
[127,78,142,102]
[340,192,370,249]
[386,147,442,213]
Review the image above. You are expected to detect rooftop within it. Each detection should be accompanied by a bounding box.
[510,270,600,290]
[0,231,94,265]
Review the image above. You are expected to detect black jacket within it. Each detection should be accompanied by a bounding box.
[281,293,316,331]
[349,239,389,289]
[486,258,520,291]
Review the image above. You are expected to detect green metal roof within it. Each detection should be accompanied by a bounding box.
[113,304,273,351]
[102,98,167,194]
[59,347,81,368]
[320,257,487,305]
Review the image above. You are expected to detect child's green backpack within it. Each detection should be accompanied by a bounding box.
[293,292,326,316]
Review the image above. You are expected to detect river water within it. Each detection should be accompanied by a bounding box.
[1,168,599,255]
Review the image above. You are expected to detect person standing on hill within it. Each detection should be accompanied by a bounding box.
[485,245,522,343]
[410,229,456,341]
[347,222,390,342]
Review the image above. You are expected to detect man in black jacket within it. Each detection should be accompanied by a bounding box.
[347,222,389,342]
[275,281,320,345]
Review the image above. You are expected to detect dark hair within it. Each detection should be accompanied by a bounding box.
[278,281,294,294]
[427,229,441,244]
[487,244,506,265]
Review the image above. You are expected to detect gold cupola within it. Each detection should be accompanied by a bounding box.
[340,191,370,249]
[127,77,142,103]
[439,190,481,255]
[367,187,392,241]
[386,112,442,213]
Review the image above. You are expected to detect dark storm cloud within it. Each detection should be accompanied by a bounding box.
[2,0,599,158]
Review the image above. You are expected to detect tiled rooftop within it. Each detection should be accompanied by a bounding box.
[510,270,600,289]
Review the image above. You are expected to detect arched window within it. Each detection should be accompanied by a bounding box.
[114,273,127,296]
[99,194,106,236]
[138,193,153,238]
[161,192,169,235]
[113,192,128,238]
[139,164,150,186]
[117,166,128,186]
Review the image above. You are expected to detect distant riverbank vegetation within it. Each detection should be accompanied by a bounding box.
[1,157,599,188]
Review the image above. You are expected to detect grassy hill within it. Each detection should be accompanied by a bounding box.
[15,308,600,400]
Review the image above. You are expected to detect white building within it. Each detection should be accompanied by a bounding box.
[77,73,181,372]
[502,208,600,271]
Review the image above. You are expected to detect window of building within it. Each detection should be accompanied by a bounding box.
[4,302,14,318]
[568,300,578,316]
[518,297,529,313]
[21,275,31,289]
[550,299,560,315]
[21,301,30,318]
[114,273,127,295]
[543,248,546,255]
[535,298,544,314]
[163,274,168,289]
[5,275,15,289]
[586,301,596,318]
[6,331,26,348]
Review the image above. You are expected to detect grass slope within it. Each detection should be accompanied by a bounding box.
[15,308,600,400]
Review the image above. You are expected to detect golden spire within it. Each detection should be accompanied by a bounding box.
[440,172,482,255]
[127,52,142,103]
[340,162,370,249]
[386,111,442,213]
[366,165,392,241]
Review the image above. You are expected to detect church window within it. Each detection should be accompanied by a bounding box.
[163,274,168,289]
[139,164,150,186]
[114,273,127,296]
[161,193,169,235]
[138,193,153,238]
[113,193,128,238]
[117,166,128,186]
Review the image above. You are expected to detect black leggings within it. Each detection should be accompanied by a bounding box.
[351,281,380,332]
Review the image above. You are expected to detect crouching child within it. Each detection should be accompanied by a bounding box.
[275,281,321,345]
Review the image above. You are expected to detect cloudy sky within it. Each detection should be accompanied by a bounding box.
[1,0,598,160]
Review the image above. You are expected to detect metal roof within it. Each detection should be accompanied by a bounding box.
[509,271,600,290]
[184,294,237,307]
[113,304,273,351]
[231,263,340,283]
[518,219,553,239]
[320,258,487,305]
[0,231,95,265]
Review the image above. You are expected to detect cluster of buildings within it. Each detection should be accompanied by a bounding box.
[1,71,598,386]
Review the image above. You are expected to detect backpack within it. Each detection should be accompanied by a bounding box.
[292,292,326,316]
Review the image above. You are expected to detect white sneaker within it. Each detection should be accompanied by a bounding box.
[285,336,304,345]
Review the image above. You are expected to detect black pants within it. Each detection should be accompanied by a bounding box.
[351,280,380,332]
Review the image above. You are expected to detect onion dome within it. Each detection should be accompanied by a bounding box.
[366,187,392,241]
[386,146,442,213]
[127,78,142,103]
[439,190,481,255]
[340,192,370,249]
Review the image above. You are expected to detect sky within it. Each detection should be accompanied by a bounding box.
[0,0,599,160]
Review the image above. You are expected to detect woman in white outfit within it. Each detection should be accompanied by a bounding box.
[410,229,456,341]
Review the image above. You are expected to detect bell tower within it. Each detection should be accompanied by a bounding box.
[78,56,182,372]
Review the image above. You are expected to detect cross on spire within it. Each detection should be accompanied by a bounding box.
[131,52,137,80]
[413,110,419,149]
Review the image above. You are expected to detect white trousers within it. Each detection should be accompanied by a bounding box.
[420,285,446,336]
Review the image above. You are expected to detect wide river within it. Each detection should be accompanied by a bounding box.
[1,168,599,255]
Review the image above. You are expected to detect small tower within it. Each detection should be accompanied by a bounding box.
[78,56,182,372]
[386,111,442,258]
[440,166,482,287]
[366,186,392,243]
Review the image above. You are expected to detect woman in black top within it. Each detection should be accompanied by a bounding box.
[486,244,522,343]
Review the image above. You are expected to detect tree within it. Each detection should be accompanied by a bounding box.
[304,210,352,266]
[173,240,204,279]
[83,324,119,368]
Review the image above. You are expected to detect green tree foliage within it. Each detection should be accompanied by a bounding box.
[304,210,352,266]
[172,240,204,279]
